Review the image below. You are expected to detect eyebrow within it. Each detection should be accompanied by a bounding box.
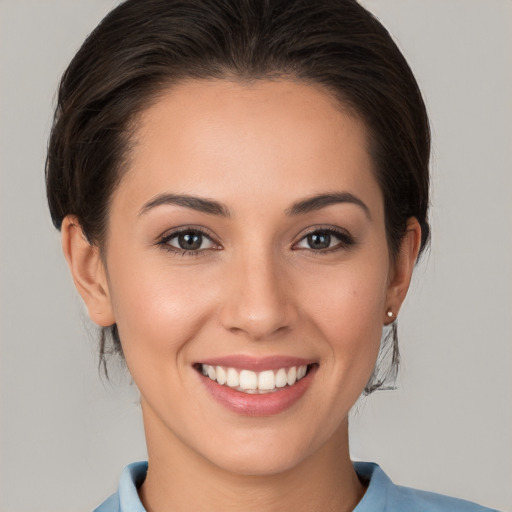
[139,191,370,219]
[139,193,230,217]
[285,192,371,219]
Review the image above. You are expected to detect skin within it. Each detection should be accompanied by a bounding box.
[62,79,421,512]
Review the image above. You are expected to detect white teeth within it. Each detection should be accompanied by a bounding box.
[239,370,258,390]
[275,368,287,388]
[226,367,239,387]
[200,364,310,393]
[216,366,226,385]
[258,370,275,390]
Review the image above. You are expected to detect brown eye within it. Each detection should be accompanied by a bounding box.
[307,232,331,250]
[177,232,203,250]
[162,229,216,252]
[295,228,354,252]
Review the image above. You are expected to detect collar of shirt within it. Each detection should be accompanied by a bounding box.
[93,460,498,512]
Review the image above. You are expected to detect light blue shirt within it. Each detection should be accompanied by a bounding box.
[93,461,499,511]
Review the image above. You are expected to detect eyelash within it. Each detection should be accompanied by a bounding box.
[292,227,355,254]
[157,227,220,257]
[156,226,355,256]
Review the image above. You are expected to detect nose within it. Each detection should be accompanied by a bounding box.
[219,249,297,341]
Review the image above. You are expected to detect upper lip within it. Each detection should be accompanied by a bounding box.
[195,355,316,371]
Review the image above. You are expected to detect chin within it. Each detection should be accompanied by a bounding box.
[211,447,308,477]
[196,425,329,477]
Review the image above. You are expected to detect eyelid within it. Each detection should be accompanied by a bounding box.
[154,224,354,255]
[292,226,355,251]
[156,225,222,253]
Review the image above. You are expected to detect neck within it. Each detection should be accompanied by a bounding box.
[139,405,365,512]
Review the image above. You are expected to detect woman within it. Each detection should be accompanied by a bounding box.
[45,0,499,510]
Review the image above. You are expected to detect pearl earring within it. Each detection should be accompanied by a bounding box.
[386,310,393,319]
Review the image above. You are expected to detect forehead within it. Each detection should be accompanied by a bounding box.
[116,79,382,216]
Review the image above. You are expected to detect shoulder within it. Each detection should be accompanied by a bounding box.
[388,482,499,512]
[93,493,120,512]
[93,461,148,512]
[353,462,499,512]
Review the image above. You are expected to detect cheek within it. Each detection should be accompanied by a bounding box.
[299,260,388,367]
[106,256,216,364]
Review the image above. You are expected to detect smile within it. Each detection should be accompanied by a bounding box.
[200,364,308,394]
[195,356,317,415]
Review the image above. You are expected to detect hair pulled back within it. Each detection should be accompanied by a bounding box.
[46,0,430,392]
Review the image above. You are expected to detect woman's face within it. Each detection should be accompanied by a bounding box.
[94,79,410,475]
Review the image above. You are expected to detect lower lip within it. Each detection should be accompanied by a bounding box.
[198,366,316,416]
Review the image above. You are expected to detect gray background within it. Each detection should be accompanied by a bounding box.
[0,0,511,510]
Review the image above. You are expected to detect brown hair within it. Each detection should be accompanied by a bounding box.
[46,0,430,392]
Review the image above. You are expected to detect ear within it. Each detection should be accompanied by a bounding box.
[61,215,116,327]
[384,217,422,322]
